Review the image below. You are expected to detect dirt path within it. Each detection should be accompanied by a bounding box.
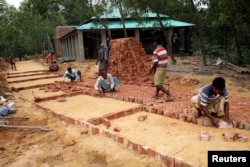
[1,57,250,167]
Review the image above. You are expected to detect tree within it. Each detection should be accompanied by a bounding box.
[207,0,250,65]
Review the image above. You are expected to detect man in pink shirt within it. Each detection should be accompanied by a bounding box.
[46,52,54,64]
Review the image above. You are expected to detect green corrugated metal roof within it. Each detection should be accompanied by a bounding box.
[95,7,170,19]
[76,6,194,31]
[76,19,194,30]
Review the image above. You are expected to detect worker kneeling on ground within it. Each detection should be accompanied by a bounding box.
[62,67,82,82]
[191,77,232,127]
[94,70,119,93]
[49,60,59,72]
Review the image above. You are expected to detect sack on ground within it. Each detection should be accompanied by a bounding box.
[0,106,10,116]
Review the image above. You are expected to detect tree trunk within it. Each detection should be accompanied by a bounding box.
[223,27,229,58]
[189,0,206,66]
[156,13,176,64]
[232,21,242,65]
[116,2,128,37]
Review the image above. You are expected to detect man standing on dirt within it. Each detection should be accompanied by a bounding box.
[94,70,119,93]
[171,33,179,54]
[62,67,82,82]
[9,53,17,71]
[148,37,173,102]
[191,77,232,127]
[96,44,108,75]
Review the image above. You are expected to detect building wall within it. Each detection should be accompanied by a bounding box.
[55,27,192,61]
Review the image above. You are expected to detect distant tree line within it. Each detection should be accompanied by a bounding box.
[0,0,249,66]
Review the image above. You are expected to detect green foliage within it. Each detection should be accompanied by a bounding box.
[0,0,249,66]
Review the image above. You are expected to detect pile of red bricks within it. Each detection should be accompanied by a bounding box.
[108,37,151,83]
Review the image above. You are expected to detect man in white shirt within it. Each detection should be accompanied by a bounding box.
[62,67,82,82]
[94,70,119,93]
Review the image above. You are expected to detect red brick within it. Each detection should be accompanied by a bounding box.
[200,131,210,141]
[175,157,184,167]
[125,108,135,115]
[117,136,124,144]
[232,120,238,128]
[163,110,171,117]
[123,138,129,147]
[101,117,111,129]
[186,115,193,123]
[148,148,156,157]
[113,126,121,132]
[223,132,235,142]
[197,118,204,126]
[157,109,164,115]
[179,113,187,122]
[91,127,99,135]
[126,140,133,150]
[134,106,143,112]
[110,133,116,141]
[131,141,138,151]
[87,117,101,125]
[102,113,117,120]
[67,116,76,125]
[155,151,167,163]
[166,156,175,167]
[137,98,143,104]
[115,111,125,118]
[104,130,111,138]
[234,133,248,142]
[137,144,148,154]
[237,121,244,129]
[175,113,180,119]
[34,96,42,102]
[244,122,250,130]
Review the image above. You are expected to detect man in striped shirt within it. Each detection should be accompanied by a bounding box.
[148,37,173,102]
[191,77,231,127]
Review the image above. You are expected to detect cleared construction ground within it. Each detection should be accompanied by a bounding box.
[1,52,249,167]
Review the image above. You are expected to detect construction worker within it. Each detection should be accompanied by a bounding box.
[62,67,82,82]
[94,70,119,93]
[191,77,232,127]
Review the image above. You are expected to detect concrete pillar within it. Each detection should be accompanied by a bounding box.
[135,29,140,41]
[77,30,85,61]
[101,31,107,47]
[75,35,79,60]
[168,28,173,43]
[168,28,174,54]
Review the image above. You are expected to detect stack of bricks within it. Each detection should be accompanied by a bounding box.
[108,37,151,83]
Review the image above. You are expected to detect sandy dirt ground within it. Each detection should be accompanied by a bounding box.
[1,56,250,167]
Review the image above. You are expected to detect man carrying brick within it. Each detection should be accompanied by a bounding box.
[62,67,82,82]
[191,77,232,127]
[148,37,173,102]
[94,70,119,93]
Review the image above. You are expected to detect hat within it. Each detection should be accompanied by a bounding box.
[154,37,161,44]
[101,43,105,48]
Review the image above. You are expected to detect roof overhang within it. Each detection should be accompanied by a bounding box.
[75,19,194,31]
